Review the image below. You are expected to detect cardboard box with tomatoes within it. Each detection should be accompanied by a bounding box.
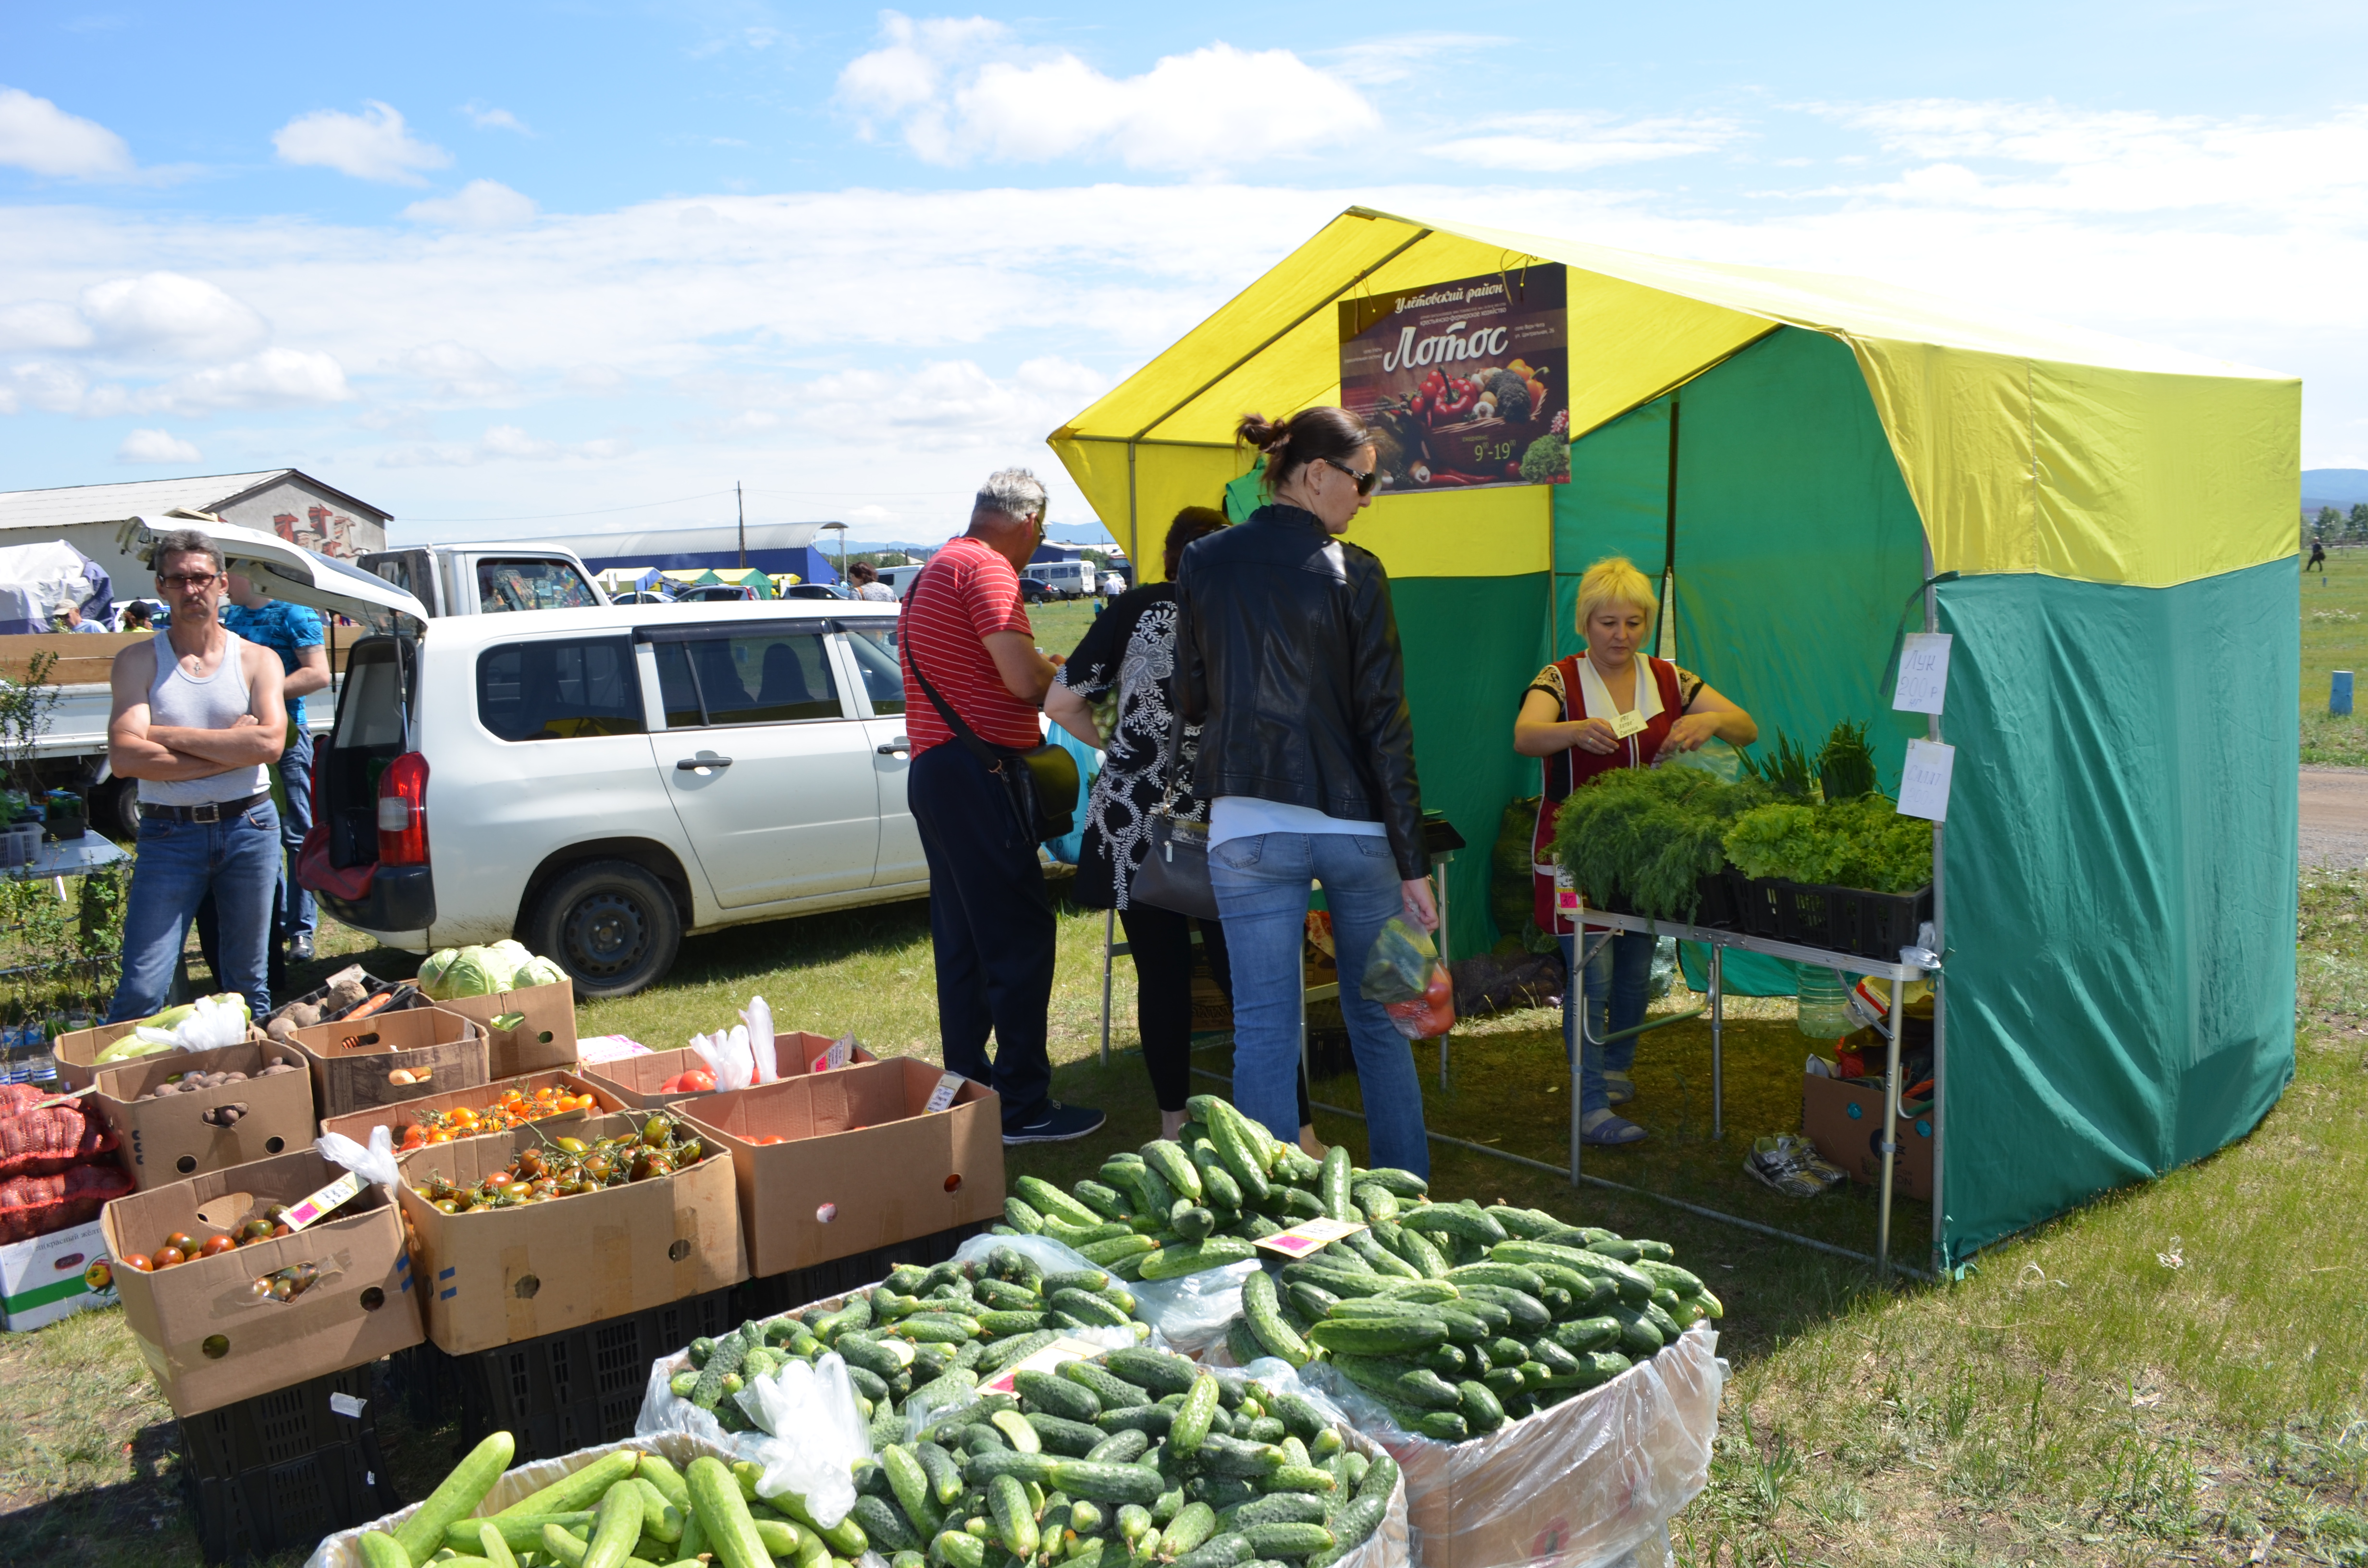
[580,1031,873,1109]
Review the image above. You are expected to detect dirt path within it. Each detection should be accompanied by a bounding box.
[2300,764,2368,869]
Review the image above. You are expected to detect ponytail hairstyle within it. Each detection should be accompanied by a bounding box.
[1163,505,1230,578]
[1236,406,1371,497]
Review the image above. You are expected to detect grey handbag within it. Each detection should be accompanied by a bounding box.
[1130,689,1219,919]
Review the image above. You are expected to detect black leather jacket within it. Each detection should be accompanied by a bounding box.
[1175,503,1426,880]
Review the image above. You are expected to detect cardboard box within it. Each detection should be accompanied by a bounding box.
[396,1113,747,1354]
[93,1041,317,1190]
[582,1034,872,1110]
[439,979,580,1078]
[682,1056,1003,1278]
[1,1217,118,1332]
[317,1069,625,1148]
[53,1019,270,1091]
[290,1004,489,1122]
[1801,1073,1935,1200]
[100,1148,423,1415]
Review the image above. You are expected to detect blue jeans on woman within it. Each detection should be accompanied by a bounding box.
[1209,831,1430,1178]
[107,799,281,1026]
[1561,929,1656,1116]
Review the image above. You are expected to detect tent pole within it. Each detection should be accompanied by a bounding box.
[1127,442,1140,581]
[1924,537,1948,1272]
[1658,399,1680,660]
[1876,959,1904,1278]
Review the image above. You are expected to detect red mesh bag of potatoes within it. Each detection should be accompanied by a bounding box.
[0,1162,134,1244]
[0,1088,119,1179]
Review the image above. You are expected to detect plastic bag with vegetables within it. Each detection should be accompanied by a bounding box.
[1358,917,1456,1040]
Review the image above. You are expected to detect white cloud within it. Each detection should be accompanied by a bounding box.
[272,101,451,184]
[1802,100,2368,222]
[79,271,270,359]
[402,179,539,230]
[460,102,532,135]
[379,423,631,467]
[838,14,1379,171]
[0,86,135,180]
[1318,34,1511,88]
[0,299,94,351]
[381,340,516,399]
[117,427,200,464]
[1433,112,1742,172]
[133,348,354,416]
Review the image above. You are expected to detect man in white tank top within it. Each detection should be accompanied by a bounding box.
[103,529,288,1027]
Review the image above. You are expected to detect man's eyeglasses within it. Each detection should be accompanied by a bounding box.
[1321,457,1379,497]
[159,572,220,591]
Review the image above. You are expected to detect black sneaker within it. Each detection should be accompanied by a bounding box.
[1004,1101,1106,1145]
[289,934,315,962]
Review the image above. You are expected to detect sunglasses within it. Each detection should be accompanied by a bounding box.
[1321,457,1379,497]
[159,572,221,591]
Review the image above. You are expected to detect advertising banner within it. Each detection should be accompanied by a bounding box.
[1339,265,1569,494]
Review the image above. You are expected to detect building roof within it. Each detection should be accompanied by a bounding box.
[541,522,826,563]
[0,469,392,531]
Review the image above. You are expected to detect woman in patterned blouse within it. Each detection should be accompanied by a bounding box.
[1048,507,1320,1149]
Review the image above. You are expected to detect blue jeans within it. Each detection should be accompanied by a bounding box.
[1209,831,1430,1178]
[107,799,281,1026]
[279,729,317,942]
[1562,930,1656,1115]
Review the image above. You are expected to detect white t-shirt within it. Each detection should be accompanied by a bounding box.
[855,582,896,601]
[1209,796,1387,847]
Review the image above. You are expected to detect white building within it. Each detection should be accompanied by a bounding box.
[0,469,390,591]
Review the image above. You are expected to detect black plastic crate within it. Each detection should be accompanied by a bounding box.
[176,1364,400,1563]
[1757,878,1932,961]
[730,1219,993,1323]
[445,1287,737,1461]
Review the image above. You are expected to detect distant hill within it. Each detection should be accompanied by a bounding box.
[2303,468,2368,512]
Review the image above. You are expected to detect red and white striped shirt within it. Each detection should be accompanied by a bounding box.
[900,537,1039,754]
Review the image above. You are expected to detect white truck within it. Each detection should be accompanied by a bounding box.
[24,526,590,837]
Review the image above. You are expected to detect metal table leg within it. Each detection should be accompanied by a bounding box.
[1709,943,1725,1141]
[1875,962,1905,1278]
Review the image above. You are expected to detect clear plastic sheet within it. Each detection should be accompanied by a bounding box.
[1295,1327,1726,1568]
[1204,1356,1414,1568]
[634,1344,871,1525]
[950,1231,1246,1354]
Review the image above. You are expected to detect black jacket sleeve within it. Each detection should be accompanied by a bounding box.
[1346,552,1427,880]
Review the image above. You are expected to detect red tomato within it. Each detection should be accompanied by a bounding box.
[678,1069,715,1093]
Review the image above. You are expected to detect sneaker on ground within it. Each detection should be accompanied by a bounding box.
[289,933,315,962]
[1004,1100,1106,1145]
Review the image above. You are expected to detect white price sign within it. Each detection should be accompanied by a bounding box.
[1892,633,1953,716]
[1895,739,1956,822]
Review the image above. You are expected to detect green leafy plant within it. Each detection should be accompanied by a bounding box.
[1722,794,1933,893]
[1739,729,1817,798]
[1550,765,1772,919]
[1816,720,1878,802]
[0,650,62,799]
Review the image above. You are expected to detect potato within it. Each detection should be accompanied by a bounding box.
[288,1001,324,1029]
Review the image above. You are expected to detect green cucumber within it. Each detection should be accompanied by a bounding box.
[395,1432,517,1563]
[1048,1460,1166,1506]
[1171,1372,1221,1454]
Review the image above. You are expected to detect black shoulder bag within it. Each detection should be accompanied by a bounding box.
[905,639,1080,845]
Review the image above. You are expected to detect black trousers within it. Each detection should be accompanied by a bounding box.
[910,742,1055,1129]
[1119,899,1312,1125]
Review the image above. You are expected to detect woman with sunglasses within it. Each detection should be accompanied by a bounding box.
[1175,407,1437,1177]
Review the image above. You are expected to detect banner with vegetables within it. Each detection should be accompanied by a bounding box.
[1339,265,1568,494]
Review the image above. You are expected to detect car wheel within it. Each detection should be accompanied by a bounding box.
[93,778,141,843]
[524,858,683,998]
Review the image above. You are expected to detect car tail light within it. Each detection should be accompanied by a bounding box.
[377,752,429,866]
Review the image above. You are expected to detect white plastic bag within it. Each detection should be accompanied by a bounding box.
[1126,1258,1261,1355]
[314,1125,401,1189]
[133,993,250,1054]
[741,996,777,1084]
[736,1352,871,1524]
[690,1026,757,1092]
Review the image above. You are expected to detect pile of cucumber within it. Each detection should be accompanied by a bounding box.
[350,1433,855,1568]
[851,1344,1396,1568]
[661,1248,1151,1440]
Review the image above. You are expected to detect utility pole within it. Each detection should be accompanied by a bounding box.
[737,481,746,569]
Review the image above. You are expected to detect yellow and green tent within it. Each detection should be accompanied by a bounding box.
[1048,206,2299,1265]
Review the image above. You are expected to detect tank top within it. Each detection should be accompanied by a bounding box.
[140,629,271,806]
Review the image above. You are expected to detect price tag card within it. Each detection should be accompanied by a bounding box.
[981,1335,1113,1396]
[1608,708,1649,739]
[1552,860,1579,915]
[282,1170,366,1232]
[1896,739,1956,822]
[812,1032,857,1073]
[1892,633,1953,715]
[1255,1217,1367,1258]
[577,1034,653,1064]
[924,1072,967,1113]
[329,1391,367,1418]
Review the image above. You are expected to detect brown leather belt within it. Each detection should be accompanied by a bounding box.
[141,791,271,823]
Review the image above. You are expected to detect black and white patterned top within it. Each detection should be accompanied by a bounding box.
[1056,583,1209,910]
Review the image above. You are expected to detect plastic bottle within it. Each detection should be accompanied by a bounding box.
[1795,967,1857,1039]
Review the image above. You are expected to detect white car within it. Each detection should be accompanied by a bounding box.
[304,600,926,995]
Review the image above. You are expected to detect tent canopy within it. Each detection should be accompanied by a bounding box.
[1048,208,2299,1267]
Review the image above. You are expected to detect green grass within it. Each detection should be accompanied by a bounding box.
[2302,548,2368,765]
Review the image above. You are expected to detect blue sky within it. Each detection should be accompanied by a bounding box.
[3,2,2363,546]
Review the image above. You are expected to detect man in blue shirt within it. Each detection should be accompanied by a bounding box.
[222,574,330,961]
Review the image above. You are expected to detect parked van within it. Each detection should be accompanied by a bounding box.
[303,600,936,996]
[876,564,926,598]
[1028,560,1093,600]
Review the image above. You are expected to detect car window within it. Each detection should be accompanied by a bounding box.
[841,622,904,715]
[476,557,602,612]
[477,637,644,741]
[659,628,844,725]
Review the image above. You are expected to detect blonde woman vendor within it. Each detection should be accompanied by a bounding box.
[1512,557,1757,1145]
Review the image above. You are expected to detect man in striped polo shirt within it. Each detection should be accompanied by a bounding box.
[902,469,1104,1144]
